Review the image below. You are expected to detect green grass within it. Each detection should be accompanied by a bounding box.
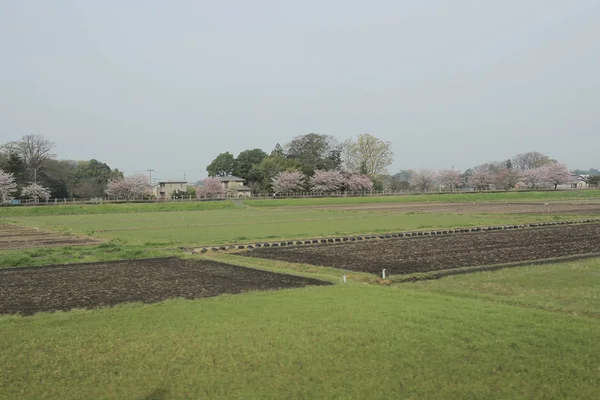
[2,198,600,398]
[1,281,599,400]
[404,257,600,317]
[245,189,600,207]
[0,200,234,217]
[0,243,179,269]
[3,208,588,246]
[1,190,599,218]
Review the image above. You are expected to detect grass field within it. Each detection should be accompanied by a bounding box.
[405,257,600,317]
[1,259,599,400]
[0,243,181,269]
[1,194,599,399]
[0,200,234,217]
[3,208,590,247]
[244,189,600,207]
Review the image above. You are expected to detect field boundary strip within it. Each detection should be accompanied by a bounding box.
[183,218,600,254]
[388,252,600,283]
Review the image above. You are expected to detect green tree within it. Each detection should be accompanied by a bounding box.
[342,134,393,177]
[72,159,122,198]
[206,152,235,177]
[38,159,78,198]
[270,143,285,157]
[4,153,27,186]
[586,175,600,187]
[233,149,267,181]
[255,156,303,190]
[285,133,340,176]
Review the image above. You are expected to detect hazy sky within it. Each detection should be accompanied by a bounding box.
[2,1,599,182]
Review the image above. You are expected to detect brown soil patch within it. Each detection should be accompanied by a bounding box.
[0,224,100,250]
[242,223,600,275]
[291,201,600,215]
[0,257,331,316]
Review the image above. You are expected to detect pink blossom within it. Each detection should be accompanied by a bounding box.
[519,168,546,189]
[271,171,306,193]
[494,169,519,190]
[0,170,18,203]
[539,162,572,190]
[21,183,51,201]
[106,174,152,200]
[410,170,436,192]
[436,169,461,191]
[346,174,373,191]
[310,170,347,192]
[469,166,494,190]
[196,177,226,198]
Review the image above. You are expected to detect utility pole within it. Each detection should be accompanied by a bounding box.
[147,169,154,185]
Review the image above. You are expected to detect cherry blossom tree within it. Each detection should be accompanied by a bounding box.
[271,171,306,193]
[519,168,546,189]
[494,168,520,190]
[539,162,572,190]
[410,170,436,192]
[196,177,226,198]
[469,166,494,191]
[310,170,347,192]
[105,173,151,200]
[0,170,18,203]
[21,182,51,202]
[436,169,461,191]
[346,174,373,192]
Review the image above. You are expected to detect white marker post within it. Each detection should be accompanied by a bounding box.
[342,274,347,283]
[382,269,386,279]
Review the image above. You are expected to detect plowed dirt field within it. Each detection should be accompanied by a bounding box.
[0,257,330,315]
[242,223,600,275]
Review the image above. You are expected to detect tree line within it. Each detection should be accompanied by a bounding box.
[392,152,599,192]
[2,133,598,204]
[0,135,123,202]
[205,134,598,194]
[204,133,394,193]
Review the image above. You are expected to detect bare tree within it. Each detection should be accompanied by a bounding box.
[1,134,55,182]
[512,152,551,172]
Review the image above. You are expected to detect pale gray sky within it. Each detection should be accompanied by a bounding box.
[1,0,599,182]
